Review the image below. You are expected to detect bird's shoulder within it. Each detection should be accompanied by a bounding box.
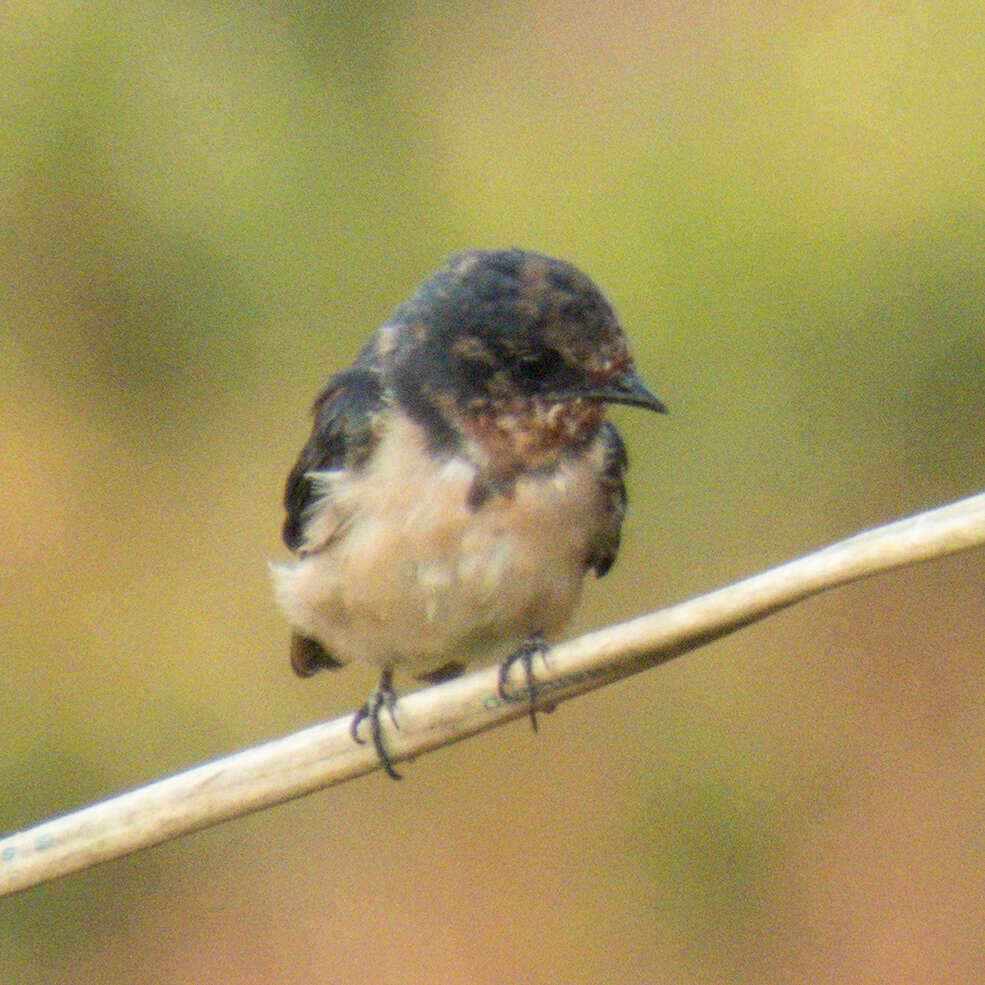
[282,344,387,552]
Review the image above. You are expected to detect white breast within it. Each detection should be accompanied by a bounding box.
[272,413,608,672]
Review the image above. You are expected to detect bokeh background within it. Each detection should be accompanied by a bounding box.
[2,1,984,982]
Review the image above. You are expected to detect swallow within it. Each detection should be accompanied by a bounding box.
[272,248,667,778]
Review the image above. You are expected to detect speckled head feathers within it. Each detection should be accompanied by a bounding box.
[380,249,664,437]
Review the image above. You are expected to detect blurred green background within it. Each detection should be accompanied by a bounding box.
[2,1,984,982]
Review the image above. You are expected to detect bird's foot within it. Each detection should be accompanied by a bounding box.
[351,668,401,780]
[498,632,549,731]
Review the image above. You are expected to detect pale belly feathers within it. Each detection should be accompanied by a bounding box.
[272,414,609,672]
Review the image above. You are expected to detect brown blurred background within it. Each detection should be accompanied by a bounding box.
[2,2,984,982]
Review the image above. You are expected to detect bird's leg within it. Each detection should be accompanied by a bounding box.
[498,632,549,731]
[351,667,401,780]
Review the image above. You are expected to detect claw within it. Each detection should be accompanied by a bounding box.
[498,632,548,731]
[351,668,402,780]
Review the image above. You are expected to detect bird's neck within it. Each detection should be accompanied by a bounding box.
[457,396,605,476]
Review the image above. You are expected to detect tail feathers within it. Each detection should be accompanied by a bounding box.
[290,633,345,677]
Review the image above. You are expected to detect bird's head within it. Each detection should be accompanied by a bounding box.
[382,248,666,471]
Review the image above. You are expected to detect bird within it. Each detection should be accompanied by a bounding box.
[271,248,667,778]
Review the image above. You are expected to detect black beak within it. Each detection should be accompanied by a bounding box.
[585,369,668,414]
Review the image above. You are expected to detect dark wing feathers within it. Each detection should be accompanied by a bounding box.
[281,364,386,551]
[587,420,629,577]
[282,348,387,677]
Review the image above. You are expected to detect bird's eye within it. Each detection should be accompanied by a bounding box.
[458,358,496,386]
[512,349,580,394]
[515,350,556,381]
